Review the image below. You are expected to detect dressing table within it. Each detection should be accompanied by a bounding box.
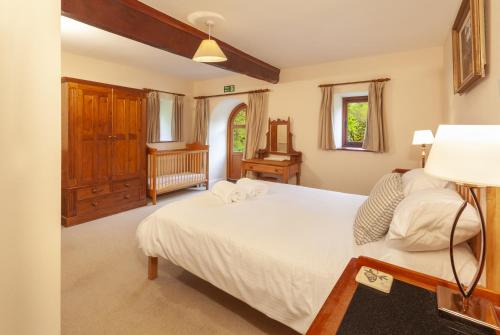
[241,118,302,184]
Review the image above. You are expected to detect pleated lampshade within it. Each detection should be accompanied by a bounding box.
[192,39,227,63]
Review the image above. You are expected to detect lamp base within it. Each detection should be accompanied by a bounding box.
[436,286,500,331]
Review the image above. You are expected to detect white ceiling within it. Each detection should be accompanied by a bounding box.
[142,0,461,68]
[61,17,231,80]
[62,0,461,80]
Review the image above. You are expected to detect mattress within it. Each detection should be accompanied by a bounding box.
[136,182,479,334]
[148,172,206,191]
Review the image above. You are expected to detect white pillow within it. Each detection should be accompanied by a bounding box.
[387,188,480,251]
[401,168,450,196]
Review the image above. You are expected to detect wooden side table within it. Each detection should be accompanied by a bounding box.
[307,257,500,334]
[240,158,301,185]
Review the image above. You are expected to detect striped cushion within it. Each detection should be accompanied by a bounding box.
[354,173,404,245]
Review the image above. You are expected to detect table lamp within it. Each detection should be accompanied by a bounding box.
[412,130,434,167]
[425,125,500,331]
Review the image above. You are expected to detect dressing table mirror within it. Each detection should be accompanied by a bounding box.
[269,119,289,153]
[241,118,302,184]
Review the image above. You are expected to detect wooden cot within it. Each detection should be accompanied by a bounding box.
[147,143,209,205]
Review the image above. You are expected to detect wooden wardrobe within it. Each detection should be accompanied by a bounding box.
[61,78,147,226]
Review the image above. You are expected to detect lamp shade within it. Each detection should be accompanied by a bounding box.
[412,130,434,145]
[425,125,500,187]
[192,39,227,63]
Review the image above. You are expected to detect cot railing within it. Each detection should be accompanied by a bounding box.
[147,143,209,204]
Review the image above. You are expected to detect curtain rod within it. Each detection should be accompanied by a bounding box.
[144,88,185,96]
[194,89,270,100]
[318,78,391,88]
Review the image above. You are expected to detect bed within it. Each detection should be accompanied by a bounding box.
[136,180,498,334]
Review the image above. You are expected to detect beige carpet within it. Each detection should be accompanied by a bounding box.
[62,189,298,335]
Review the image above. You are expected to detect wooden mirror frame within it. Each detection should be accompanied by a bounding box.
[257,118,302,162]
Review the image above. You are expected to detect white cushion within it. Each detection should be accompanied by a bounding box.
[387,188,480,251]
[402,168,449,197]
[354,173,404,245]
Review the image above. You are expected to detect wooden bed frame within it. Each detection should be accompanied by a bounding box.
[458,185,500,292]
[147,170,500,294]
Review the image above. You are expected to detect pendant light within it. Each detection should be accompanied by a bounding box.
[192,20,227,63]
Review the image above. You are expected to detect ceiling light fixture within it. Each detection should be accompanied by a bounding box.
[192,20,227,63]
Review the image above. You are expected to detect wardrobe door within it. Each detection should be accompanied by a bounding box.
[111,89,145,180]
[71,83,112,186]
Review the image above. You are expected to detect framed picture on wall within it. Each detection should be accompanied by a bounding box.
[452,0,486,94]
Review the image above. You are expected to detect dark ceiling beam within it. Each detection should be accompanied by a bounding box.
[61,0,280,83]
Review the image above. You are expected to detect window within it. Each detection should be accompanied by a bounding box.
[231,108,246,152]
[342,96,368,148]
[159,93,173,141]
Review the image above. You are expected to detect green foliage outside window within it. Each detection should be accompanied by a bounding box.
[232,109,247,152]
[233,109,246,125]
[233,128,246,152]
[346,102,368,143]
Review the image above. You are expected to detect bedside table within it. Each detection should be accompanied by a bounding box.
[307,257,500,335]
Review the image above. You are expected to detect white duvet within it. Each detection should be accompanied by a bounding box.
[136,182,479,334]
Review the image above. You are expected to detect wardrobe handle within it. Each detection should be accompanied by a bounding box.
[124,194,130,200]
[91,201,98,207]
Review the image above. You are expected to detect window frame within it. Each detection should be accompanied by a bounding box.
[342,95,369,149]
[157,92,175,143]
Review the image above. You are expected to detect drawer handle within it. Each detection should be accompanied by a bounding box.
[248,166,254,170]
[124,194,130,200]
[92,187,99,193]
[124,183,130,187]
[91,201,98,207]
[274,169,281,173]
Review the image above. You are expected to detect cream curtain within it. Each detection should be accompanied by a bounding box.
[244,92,268,159]
[171,95,183,141]
[362,82,386,152]
[193,98,209,144]
[318,86,335,150]
[146,91,160,143]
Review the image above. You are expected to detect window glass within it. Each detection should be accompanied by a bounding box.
[159,93,173,142]
[233,109,246,125]
[232,127,246,152]
[232,108,246,152]
[343,97,368,148]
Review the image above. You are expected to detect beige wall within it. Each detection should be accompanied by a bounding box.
[443,0,500,124]
[0,1,61,334]
[62,51,195,147]
[194,47,445,194]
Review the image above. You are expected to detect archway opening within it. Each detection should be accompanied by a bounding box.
[208,98,245,183]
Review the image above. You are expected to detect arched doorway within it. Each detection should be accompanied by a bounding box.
[227,103,247,180]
